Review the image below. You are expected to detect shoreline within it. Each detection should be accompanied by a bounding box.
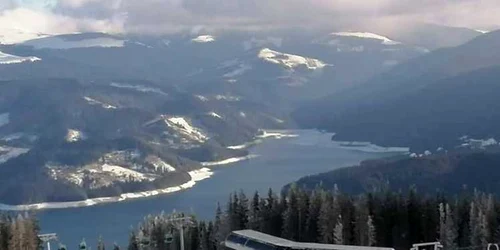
[0,168,213,211]
[0,129,293,211]
[0,129,398,211]
[200,154,259,167]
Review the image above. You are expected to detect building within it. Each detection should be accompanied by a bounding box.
[224,230,395,250]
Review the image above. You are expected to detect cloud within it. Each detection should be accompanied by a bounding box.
[1,0,499,36]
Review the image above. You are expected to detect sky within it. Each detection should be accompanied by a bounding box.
[1,0,499,36]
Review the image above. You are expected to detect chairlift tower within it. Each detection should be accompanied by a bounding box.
[38,233,58,250]
[137,216,194,250]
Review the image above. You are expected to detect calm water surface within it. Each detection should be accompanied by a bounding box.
[37,130,402,247]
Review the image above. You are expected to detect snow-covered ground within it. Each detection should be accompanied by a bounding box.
[258,48,329,70]
[65,129,86,142]
[0,51,40,64]
[200,155,258,167]
[459,136,498,149]
[215,95,241,102]
[23,36,125,49]
[331,32,401,45]
[146,156,176,173]
[0,168,213,211]
[192,35,216,43]
[0,28,50,45]
[475,29,490,34]
[257,130,300,139]
[0,146,30,164]
[110,82,168,96]
[165,117,209,143]
[83,96,117,109]
[207,112,222,119]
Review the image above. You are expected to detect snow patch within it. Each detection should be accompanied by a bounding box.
[331,32,400,45]
[165,117,209,143]
[101,164,153,181]
[258,48,329,70]
[0,113,9,127]
[475,29,490,34]
[146,156,176,173]
[192,35,215,43]
[215,95,241,101]
[0,28,50,45]
[459,136,498,149]
[201,155,258,167]
[110,82,168,96]
[194,95,209,102]
[223,64,252,78]
[66,129,86,142]
[23,36,125,49]
[0,146,30,164]
[257,130,299,139]
[83,96,117,109]
[0,51,40,64]
[207,112,222,119]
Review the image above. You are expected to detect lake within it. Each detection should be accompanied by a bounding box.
[37,130,405,248]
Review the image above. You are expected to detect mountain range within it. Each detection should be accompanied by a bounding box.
[0,24,491,204]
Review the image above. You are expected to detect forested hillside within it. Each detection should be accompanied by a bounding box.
[290,152,500,195]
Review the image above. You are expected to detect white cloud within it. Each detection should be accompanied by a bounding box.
[1,0,499,36]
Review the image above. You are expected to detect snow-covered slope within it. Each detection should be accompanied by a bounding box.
[165,117,209,143]
[0,28,50,45]
[258,48,329,70]
[22,35,125,49]
[0,51,40,64]
[192,35,216,43]
[110,82,168,96]
[83,96,117,109]
[331,32,401,45]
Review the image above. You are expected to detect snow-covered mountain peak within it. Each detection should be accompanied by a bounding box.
[192,35,216,43]
[0,50,41,64]
[331,32,401,45]
[258,48,329,70]
[22,33,125,49]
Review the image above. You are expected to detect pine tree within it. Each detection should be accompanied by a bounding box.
[248,192,261,230]
[306,190,322,242]
[113,243,120,250]
[334,215,344,245]
[282,185,300,240]
[128,231,139,250]
[238,191,249,229]
[367,216,376,246]
[444,204,458,250]
[318,192,336,243]
[97,235,106,250]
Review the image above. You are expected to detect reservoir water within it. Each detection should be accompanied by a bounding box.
[37,130,405,248]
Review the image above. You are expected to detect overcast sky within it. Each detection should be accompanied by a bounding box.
[1,0,499,35]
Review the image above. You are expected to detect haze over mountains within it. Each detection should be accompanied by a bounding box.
[0,22,495,205]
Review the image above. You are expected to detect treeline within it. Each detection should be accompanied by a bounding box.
[0,213,40,250]
[128,187,500,250]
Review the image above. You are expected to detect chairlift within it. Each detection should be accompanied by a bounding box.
[79,239,87,250]
[165,233,174,244]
